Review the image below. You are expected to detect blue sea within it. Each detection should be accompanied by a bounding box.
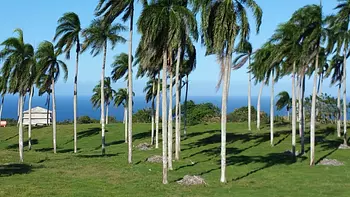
[1,95,285,121]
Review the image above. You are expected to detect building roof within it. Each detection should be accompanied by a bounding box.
[23,106,52,114]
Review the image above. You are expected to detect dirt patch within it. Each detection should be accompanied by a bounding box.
[136,143,151,151]
[177,175,207,186]
[146,155,162,163]
[318,159,344,166]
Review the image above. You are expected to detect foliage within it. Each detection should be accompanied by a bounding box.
[227,106,268,123]
[77,116,98,124]
[133,108,152,123]
[181,100,220,126]
[304,93,339,123]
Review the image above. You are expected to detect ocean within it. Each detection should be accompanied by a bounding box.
[1,95,285,121]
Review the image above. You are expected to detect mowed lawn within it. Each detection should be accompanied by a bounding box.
[0,122,349,197]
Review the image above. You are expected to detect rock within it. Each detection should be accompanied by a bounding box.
[318,159,344,166]
[177,175,207,186]
[338,144,350,149]
[136,143,151,151]
[146,155,162,163]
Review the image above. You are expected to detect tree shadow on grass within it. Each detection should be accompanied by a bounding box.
[77,153,118,158]
[6,139,39,149]
[0,163,43,177]
[274,133,290,146]
[3,134,19,141]
[34,147,80,153]
[64,127,105,145]
[134,130,153,140]
[94,140,125,150]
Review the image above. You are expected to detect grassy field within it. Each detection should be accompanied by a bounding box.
[0,122,349,197]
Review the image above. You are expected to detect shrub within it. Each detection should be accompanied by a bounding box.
[182,100,220,126]
[133,108,152,123]
[77,116,94,124]
[227,106,268,123]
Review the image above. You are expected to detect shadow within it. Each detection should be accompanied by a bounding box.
[94,140,124,150]
[64,128,104,145]
[176,158,212,171]
[0,163,39,177]
[35,147,53,152]
[57,148,81,153]
[3,134,18,141]
[133,130,152,140]
[274,122,290,127]
[77,153,118,158]
[6,139,39,149]
[274,133,290,146]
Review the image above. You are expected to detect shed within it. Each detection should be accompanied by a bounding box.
[23,106,52,126]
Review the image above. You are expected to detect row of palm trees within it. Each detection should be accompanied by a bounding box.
[1,0,350,184]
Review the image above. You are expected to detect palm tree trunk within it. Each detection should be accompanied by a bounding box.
[257,82,265,130]
[310,55,319,166]
[168,69,173,170]
[248,57,252,131]
[28,86,33,150]
[17,96,20,127]
[127,8,134,165]
[292,62,297,156]
[18,94,24,162]
[47,93,50,125]
[52,78,57,154]
[178,77,182,151]
[337,84,341,138]
[298,75,302,137]
[151,79,155,145]
[220,55,231,183]
[106,103,109,125]
[124,106,128,143]
[156,73,160,149]
[183,74,189,137]
[0,95,4,121]
[300,73,305,155]
[73,50,79,153]
[270,72,274,146]
[343,50,347,145]
[162,51,168,184]
[175,46,181,160]
[101,42,107,155]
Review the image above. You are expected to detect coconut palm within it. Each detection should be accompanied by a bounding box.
[27,57,37,150]
[276,91,292,120]
[191,0,262,182]
[114,88,134,143]
[54,12,82,153]
[0,29,34,162]
[82,18,126,155]
[233,40,253,131]
[36,41,68,154]
[143,78,157,145]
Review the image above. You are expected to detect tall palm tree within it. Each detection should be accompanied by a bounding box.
[0,29,34,162]
[54,12,82,153]
[191,0,262,182]
[138,0,198,184]
[27,57,37,150]
[36,41,68,154]
[144,78,157,145]
[276,91,292,120]
[95,0,148,164]
[233,40,253,131]
[327,1,350,145]
[82,19,126,155]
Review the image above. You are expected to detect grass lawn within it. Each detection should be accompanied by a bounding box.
[0,122,349,197]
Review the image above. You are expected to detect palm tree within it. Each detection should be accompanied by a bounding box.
[115,88,134,143]
[82,19,126,155]
[327,1,350,145]
[191,0,262,182]
[54,12,82,153]
[27,57,37,150]
[143,78,157,145]
[0,29,34,162]
[276,91,292,120]
[95,0,148,164]
[233,40,253,131]
[36,41,68,154]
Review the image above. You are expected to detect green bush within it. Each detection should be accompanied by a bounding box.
[77,116,94,124]
[133,108,152,123]
[182,100,220,126]
[227,106,268,123]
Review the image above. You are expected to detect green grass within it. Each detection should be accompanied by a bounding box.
[0,122,349,197]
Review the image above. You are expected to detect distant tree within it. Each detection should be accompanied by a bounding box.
[276,91,292,120]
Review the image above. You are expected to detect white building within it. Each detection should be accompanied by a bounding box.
[23,106,52,126]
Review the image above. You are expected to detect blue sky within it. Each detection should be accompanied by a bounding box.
[0,0,345,97]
